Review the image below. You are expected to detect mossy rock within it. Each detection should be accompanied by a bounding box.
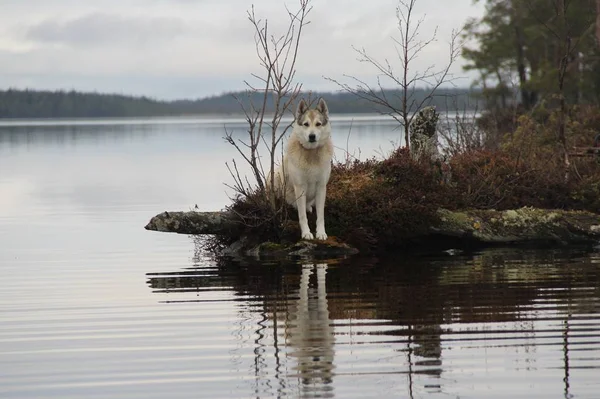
[234,236,359,260]
[434,207,600,245]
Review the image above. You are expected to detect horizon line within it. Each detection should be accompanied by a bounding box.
[0,85,479,103]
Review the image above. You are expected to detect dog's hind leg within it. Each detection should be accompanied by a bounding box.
[294,185,313,240]
[314,183,328,240]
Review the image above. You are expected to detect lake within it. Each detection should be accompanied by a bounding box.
[1,116,599,399]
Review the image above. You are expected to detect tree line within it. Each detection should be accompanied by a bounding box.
[463,0,600,110]
[0,88,480,119]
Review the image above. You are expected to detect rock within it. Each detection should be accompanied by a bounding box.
[221,237,251,256]
[145,207,600,255]
[432,207,600,245]
[226,237,359,259]
[286,238,359,257]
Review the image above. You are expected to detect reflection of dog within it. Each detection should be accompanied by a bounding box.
[286,263,335,388]
[273,98,333,240]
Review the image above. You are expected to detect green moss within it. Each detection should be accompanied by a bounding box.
[453,208,592,243]
[259,242,286,251]
[241,238,358,259]
[437,209,474,231]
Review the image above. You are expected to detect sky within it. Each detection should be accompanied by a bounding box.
[0,0,484,100]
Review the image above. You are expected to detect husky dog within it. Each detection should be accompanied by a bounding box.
[272,98,333,240]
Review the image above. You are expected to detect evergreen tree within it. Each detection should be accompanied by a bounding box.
[462,0,600,109]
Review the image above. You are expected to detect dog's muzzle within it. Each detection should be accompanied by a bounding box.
[308,133,316,143]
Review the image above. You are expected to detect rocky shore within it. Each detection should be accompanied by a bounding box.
[145,207,600,258]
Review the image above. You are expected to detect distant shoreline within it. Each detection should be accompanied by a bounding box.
[0,88,482,119]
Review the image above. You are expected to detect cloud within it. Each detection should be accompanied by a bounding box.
[0,0,485,99]
[24,13,188,48]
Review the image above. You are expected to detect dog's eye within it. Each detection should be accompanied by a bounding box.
[303,122,309,127]
[316,122,322,127]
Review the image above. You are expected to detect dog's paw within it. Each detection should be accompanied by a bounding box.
[315,231,327,241]
[301,231,314,240]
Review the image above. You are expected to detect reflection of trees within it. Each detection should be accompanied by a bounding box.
[146,244,600,397]
[0,123,156,149]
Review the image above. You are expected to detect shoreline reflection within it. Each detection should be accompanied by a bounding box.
[146,246,600,398]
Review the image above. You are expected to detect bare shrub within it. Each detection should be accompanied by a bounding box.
[224,0,312,211]
[326,0,463,151]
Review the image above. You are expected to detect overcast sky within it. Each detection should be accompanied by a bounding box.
[0,0,484,100]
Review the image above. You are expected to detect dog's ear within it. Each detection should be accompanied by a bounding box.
[296,99,308,122]
[317,98,329,115]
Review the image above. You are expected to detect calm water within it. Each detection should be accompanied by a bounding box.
[1,116,599,399]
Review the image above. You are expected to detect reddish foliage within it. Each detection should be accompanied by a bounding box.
[448,150,572,210]
[326,148,453,250]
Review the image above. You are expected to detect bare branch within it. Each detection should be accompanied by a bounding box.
[325,0,463,151]
[224,0,312,216]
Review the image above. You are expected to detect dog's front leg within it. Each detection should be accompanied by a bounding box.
[314,183,327,240]
[294,185,313,240]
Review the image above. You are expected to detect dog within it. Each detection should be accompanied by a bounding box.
[271,98,333,240]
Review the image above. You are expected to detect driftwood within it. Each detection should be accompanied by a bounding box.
[145,211,242,236]
[144,211,359,258]
[145,207,600,257]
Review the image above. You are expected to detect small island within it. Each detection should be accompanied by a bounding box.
[145,107,600,259]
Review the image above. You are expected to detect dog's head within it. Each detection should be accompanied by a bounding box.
[294,98,331,149]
